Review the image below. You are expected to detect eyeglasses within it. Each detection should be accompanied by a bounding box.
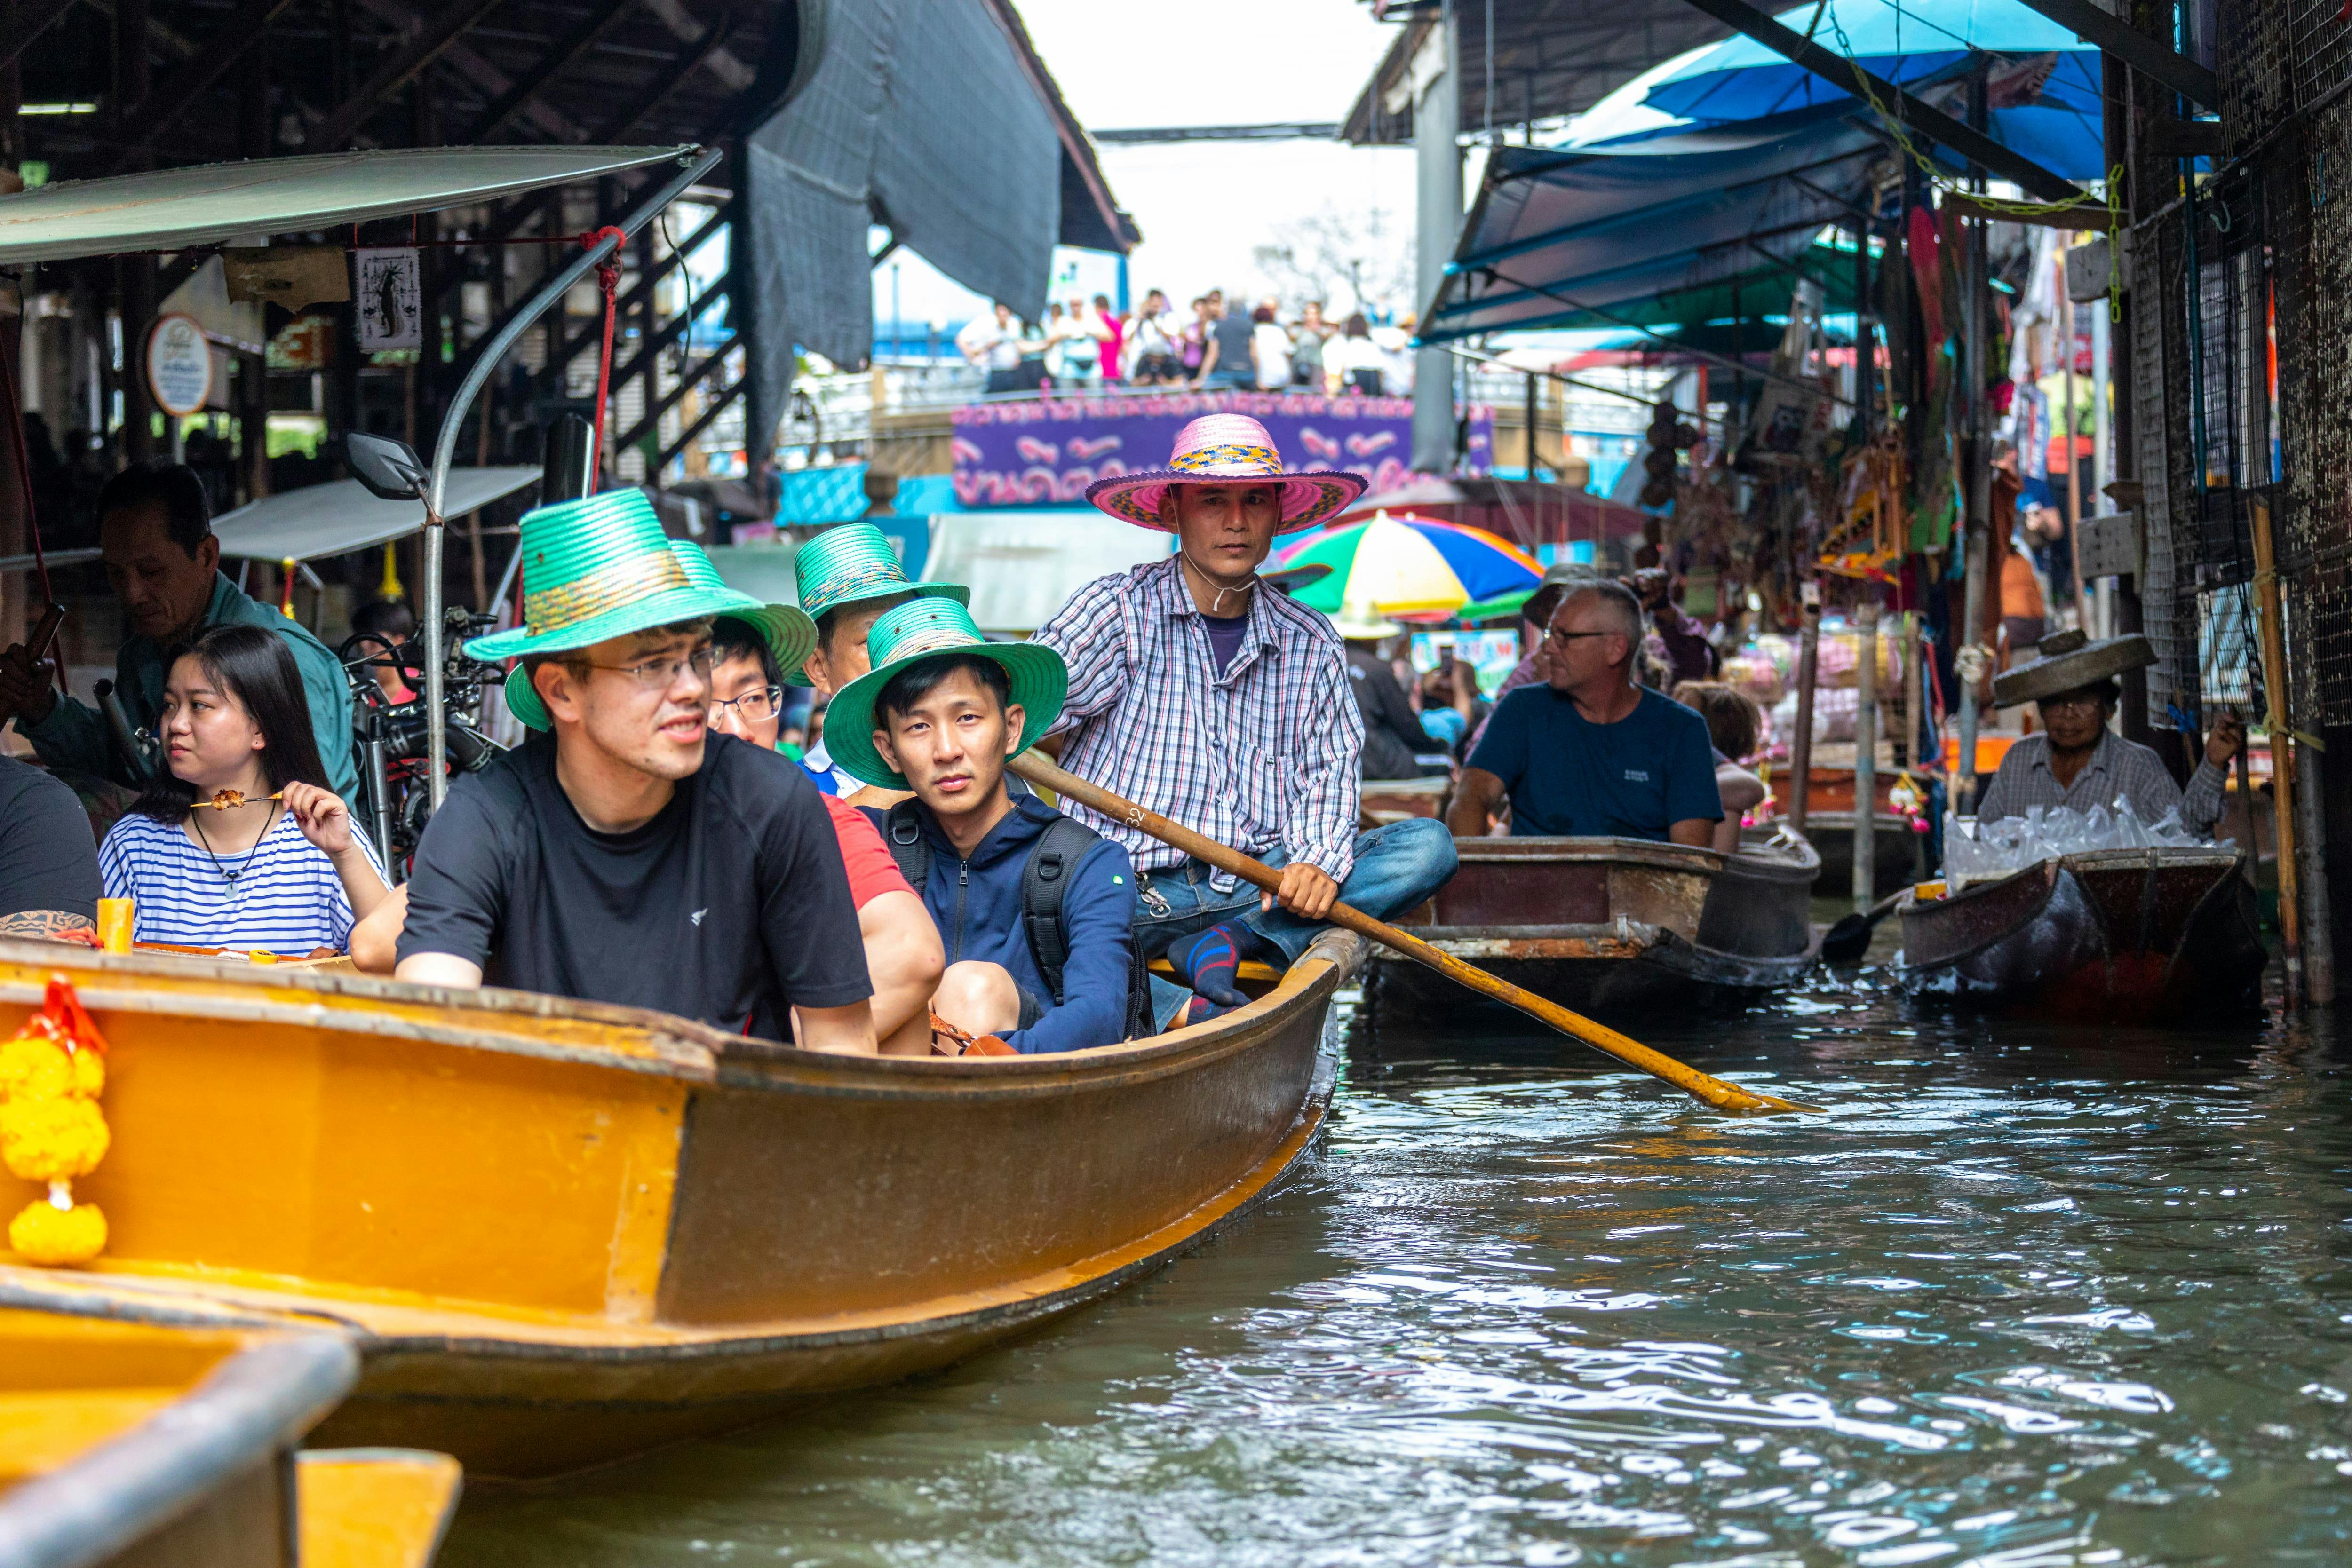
[586,647,715,690]
[1542,628,1615,644]
[708,685,784,724]
[2041,691,2108,714]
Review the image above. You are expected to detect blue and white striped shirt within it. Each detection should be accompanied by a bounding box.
[98,808,386,956]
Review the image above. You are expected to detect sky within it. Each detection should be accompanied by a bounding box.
[875,0,1416,337]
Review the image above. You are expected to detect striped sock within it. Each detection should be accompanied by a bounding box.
[1168,921,1254,1007]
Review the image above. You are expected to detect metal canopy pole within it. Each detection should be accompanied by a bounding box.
[421,144,724,808]
[1670,0,2083,206]
[1412,2,1462,473]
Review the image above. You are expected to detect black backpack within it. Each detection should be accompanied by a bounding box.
[880,800,1157,1042]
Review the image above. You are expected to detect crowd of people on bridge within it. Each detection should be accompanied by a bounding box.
[954,290,1416,397]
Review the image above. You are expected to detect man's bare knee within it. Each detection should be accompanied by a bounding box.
[931,960,1021,1036]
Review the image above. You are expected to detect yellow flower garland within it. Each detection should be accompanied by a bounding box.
[1,977,111,1266]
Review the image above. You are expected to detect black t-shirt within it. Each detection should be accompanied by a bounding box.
[0,756,101,922]
[397,731,870,1039]
[1211,313,1254,368]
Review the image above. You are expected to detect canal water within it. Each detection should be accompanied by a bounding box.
[441,958,2352,1566]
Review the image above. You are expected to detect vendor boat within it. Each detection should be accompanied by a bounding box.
[0,1311,460,1568]
[1895,847,2267,1020]
[0,929,1360,1481]
[1372,833,1820,1018]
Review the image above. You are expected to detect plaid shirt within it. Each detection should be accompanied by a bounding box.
[1976,728,2226,836]
[1036,557,1363,889]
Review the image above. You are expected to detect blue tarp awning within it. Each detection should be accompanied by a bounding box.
[1421,107,1885,346]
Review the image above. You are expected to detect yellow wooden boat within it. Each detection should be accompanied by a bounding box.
[0,1309,460,1568]
[0,928,1361,1480]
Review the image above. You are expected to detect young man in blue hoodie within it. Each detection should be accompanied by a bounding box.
[826,599,1144,1055]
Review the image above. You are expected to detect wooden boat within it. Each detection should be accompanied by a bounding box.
[0,927,1362,1481]
[0,1310,460,1568]
[1373,833,1820,1018]
[1895,847,2267,1020]
[1757,809,1920,895]
[1360,776,1449,824]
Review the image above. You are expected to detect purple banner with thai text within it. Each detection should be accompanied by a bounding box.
[949,391,1492,508]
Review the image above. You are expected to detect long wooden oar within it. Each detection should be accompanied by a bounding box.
[1010,752,1815,1116]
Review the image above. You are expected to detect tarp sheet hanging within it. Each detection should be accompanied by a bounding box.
[1421,107,1885,345]
[744,0,1060,451]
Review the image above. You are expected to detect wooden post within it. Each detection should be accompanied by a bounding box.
[1789,578,1821,833]
[2248,498,2302,1007]
[1852,602,1879,914]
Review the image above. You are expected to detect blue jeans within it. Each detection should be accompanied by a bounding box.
[1138,819,1457,1021]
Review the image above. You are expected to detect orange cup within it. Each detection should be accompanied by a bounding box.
[95,899,133,954]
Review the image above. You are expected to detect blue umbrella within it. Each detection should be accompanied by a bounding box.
[1639,0,2106,180]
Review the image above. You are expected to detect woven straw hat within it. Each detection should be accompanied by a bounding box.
[1329,595,1405,641]
[500,539,762,731]
[467,490,750,665]
[1990,629,2156,708]
[822,598,1068,792]
[1084,413,1367,534]
[784,521,969,687]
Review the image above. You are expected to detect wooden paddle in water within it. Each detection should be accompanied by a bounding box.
[1010,752,1816,1116]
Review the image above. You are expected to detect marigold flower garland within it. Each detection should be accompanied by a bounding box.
[0,976,111,1265]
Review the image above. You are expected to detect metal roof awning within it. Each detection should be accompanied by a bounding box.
[0,145,699,266]
[212,468,541,562]
[1343,0,1735,145]
[1420,108,1884,345]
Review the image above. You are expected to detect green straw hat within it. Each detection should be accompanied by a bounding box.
[784,521,969,687]
[823,598,1067,791]
[469,490,750,663]
[500,539,763,731]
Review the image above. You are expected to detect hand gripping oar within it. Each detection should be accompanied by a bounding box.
[1009,752,1815,1116]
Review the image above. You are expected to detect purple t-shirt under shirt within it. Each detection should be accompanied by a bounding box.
[1201,611,1250,676]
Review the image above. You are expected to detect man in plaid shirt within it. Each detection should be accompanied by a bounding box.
[1041,414,1457,1022]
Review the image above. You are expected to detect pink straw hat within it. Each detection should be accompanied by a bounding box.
[1084,413,1368,534]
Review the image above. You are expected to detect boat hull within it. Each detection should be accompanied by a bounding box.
[1895,849,2267,1021]
[1770,810,1919,895]
[1374,835,1819,1021]
[0,931,1359,1479]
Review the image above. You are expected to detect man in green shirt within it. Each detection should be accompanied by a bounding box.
[0,463,356,796]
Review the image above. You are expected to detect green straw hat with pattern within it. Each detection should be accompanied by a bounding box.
[784,521,969,687]
[469,490,750,662]
[823,598,1067,792]
[500,538,763,731]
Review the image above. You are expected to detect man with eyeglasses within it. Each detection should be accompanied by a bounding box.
[391,507,877,1053]
[706,607,945,1055]
[1975,629,2237,833]
[1448,580,1722,846]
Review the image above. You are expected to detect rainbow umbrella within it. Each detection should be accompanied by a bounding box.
[1273,511,1541,619]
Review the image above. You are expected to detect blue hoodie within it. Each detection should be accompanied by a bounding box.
[864,793,1137,1054]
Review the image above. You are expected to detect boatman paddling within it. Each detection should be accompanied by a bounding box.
[1974,629,2239,834]
[390,491,877,1052]
[1035,413,1458,1021]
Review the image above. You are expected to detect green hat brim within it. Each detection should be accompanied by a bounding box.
[466,580,754,664]
[781,581,972,687]
[823,641,1067,792]
[719,603,818,684]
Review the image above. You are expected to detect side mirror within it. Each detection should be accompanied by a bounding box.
[345,433,430,502]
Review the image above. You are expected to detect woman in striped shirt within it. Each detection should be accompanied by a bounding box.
[99,625,389,957]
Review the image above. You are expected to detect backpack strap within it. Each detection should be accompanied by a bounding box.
[882,800,930,892]
[1021,815,1103,1005]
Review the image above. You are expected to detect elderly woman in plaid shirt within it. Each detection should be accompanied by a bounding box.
[1977,630,2241,833]
[1037,415,1458,1022]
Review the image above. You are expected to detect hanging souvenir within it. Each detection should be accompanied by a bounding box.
[354,247,424,351]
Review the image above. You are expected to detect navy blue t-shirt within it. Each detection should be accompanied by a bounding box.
[1200,611,1251,676]
[1467,685,1724,840]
